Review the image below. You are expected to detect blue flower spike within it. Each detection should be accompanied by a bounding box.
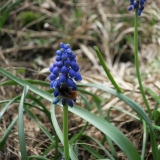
[128,0,147,16]
[49,42,82,107]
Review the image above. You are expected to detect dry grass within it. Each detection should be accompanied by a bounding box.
[0,0,160,159]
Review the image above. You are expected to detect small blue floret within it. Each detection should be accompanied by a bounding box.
[53,98,60,104]
[69,68,76,78]
[68,100,73,107]
[52,67,60,75]
[138,9,142,16]
[56,50,62,56]
[128,6,133,11]
[128,0,147,16]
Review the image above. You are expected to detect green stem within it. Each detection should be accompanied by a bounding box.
[141,120,147,160]
[63,103,69,160]
[153,124,160,131]
[134,2,151,117]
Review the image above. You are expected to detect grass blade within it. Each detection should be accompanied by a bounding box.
[25,108,54,142]
[18,85,29,160]
[80,142,104,159]
[82,135,115,160]
[141,120,147,160]
[28,155,50,160]
[94,46,122,93]
[0,115,18,149]
[70,122,88,144]
[0,0,24,28]
[0,67,52,101]
[78,88,102,117]
[0,79,49,87]
[0,95,20,120]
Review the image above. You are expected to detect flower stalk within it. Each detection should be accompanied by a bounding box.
[63,103,69,160]
[134,1,151,117]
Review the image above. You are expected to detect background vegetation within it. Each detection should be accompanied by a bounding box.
[0,0,160,159]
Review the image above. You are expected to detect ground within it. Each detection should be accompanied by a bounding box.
[0,0,160,159]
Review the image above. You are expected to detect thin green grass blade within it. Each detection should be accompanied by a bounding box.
[26,94,50,117]
[105,113,117,160]
[51,105,79,160]
[108,106,140,120]
[24,102,44,112]
[72,141,79,158]
[0,0,12,12]
[0,67,52,101]
[0,115,18,149]
[0,0,24,28]
[0,100,10,104]
[25,108,54,142]
[80,142,104,159]
[97,159,110,160]
[79,90,116,159]
[0,79,49,87]
[41,142,56,157]
[0,95,20,120]
[141,121,147,160]
[145,87,160,103]
[18,85,29,160]
[94,46,122,93]
[28,155,50,160]
[82,135,115,160]
[78,93,91,111]
[70,122,88,144]
[78,88,103,117]
[25,79,49,87]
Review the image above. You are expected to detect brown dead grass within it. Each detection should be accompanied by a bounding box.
[1,0,160,159]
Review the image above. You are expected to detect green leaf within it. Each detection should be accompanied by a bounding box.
[80,142,104,159]
[154,110,160,122]
[0,79,49,87]
[78,88,102,117]
[78,93,91,111]
[0,115,18,149]
[0,0,12,12]
[0,0,24,28]
[70,122,88,144]
[145,88,160,103]
[18,85,29,160]
[94,46,122,93]
[82,135,115,160]
[0,67,52,101]
[28,155,50,160]
[25,108,54,142]
[0,95,20,120]
[26,94,50,117]
[0,100,10,104]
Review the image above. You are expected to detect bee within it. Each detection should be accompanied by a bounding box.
[57,83,77,100]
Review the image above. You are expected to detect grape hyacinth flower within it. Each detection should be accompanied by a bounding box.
[128,0,147,16]
[49,42,82,107]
